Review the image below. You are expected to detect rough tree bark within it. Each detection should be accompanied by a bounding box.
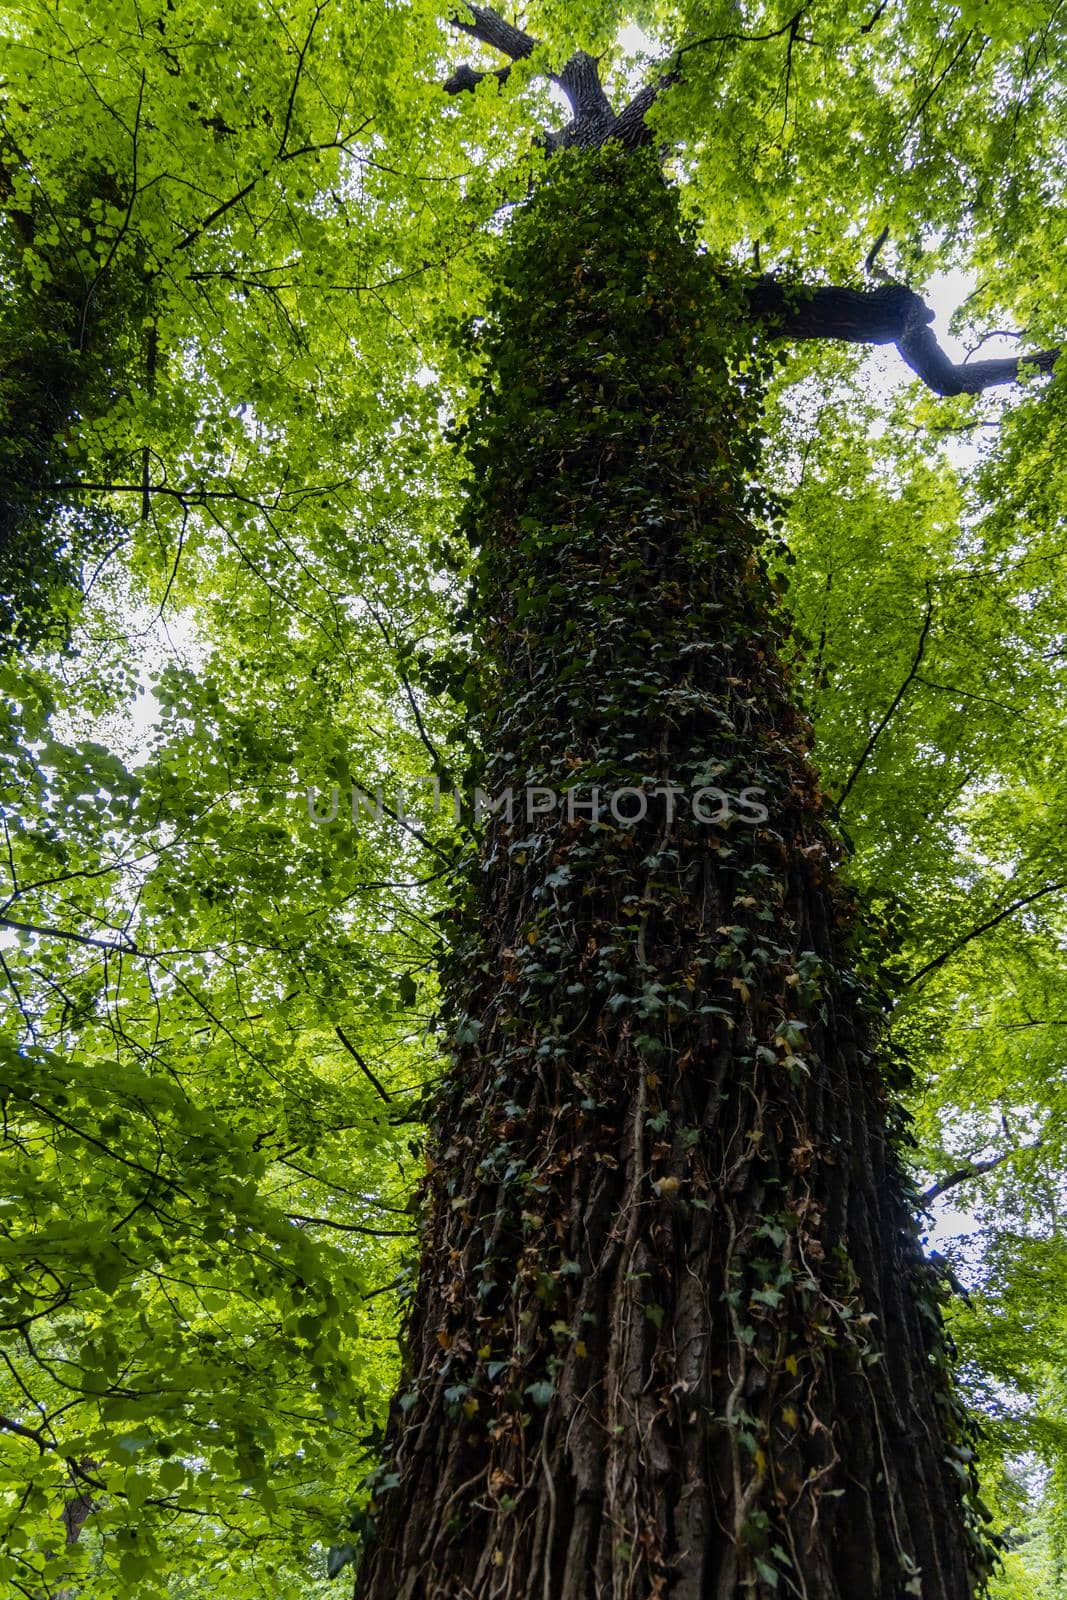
[353,15,1057,1596]
[353,145,997,1600]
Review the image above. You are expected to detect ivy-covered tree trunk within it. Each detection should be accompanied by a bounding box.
[355,149,989,1600]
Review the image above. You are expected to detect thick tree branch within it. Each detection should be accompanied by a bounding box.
[444,3,530,98]
[604,81,666,148]
[449,3,535,61]
[556,51,614,126]
[746,279,1060,394]
[444,62,512,95]
[446,4,620,144]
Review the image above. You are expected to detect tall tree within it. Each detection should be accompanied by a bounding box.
[351,12,1062,1600]
[3,2,1067,1596]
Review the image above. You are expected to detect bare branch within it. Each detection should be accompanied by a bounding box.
[746,278,1061,394]
[449,3,536,61]
[921,1140,1042,1205]
[670,7,810,66]
[278,0,328,157]
[444,62,512,95]
[900,312,1058,394]
[446,8,617,141]
[556,51,614,126]
[864,225,890,275]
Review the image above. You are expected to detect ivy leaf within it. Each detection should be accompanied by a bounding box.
[326,1543,358,1579]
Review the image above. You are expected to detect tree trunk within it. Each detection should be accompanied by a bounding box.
[354,147,990,1600]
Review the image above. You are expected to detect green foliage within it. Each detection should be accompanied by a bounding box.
[0,161,148,646]
[0,0,1065,1593]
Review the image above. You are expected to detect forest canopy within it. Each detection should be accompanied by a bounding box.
[1,0,1067,1594]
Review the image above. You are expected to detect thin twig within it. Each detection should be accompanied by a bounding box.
[336,1025,393,1103]
[831,585,933,818]
[906,881,1067,987]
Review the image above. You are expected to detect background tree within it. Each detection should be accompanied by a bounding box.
[1,0,1066,1595]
